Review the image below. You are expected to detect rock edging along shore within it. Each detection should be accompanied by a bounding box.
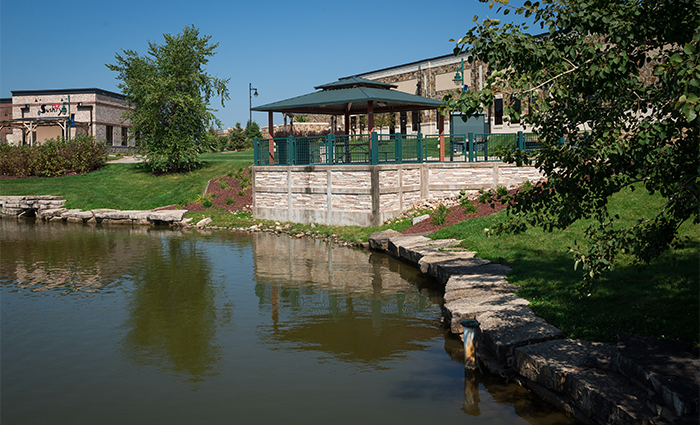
[368,229,699,425]
[0,196,187,226]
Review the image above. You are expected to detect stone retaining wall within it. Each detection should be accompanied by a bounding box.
[368,230,699,425]
[0,196,187,226]
[253,162,544,226]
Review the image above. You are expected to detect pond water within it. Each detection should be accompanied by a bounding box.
[1,219,574,425]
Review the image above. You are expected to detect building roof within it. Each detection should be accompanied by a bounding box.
[252,77,442,115]
[11,88,125,100]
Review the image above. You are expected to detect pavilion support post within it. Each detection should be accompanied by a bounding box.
[344,111,350,135]
[367,101,374,135]
[439,110,445,162]
[268,110,275,165]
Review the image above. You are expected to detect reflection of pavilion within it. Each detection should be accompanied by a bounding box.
[252,233,443,364]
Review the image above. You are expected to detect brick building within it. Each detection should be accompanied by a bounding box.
[0,88,133,146]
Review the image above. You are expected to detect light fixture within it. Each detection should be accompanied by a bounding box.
[249,83,258,126]
[453,57,465,88]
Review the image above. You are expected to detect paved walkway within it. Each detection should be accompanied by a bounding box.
[106,155,145,164]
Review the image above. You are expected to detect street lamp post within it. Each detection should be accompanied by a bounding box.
[60,95,71,141]
[453,58,468,92]
[249,83,258,126]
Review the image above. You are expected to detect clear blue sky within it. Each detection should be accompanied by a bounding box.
[1,0,533,128]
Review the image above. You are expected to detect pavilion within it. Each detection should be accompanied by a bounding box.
[251,77,449,162]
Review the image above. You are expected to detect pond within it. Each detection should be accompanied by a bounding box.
[0,219,573,424]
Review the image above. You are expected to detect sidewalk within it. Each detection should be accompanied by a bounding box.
[106,155,145,164]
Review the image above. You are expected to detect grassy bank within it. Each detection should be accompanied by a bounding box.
[431,187,699,346]
[0,151,253,210]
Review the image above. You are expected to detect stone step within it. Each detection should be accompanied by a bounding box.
[616,333,699,417]
[445,273,514,291]
[515,339,618,393]
[443,284,520,304]
[422,257,509,285]
[444,293,531,334]
[477,308,564,368]
[395,238,465,264]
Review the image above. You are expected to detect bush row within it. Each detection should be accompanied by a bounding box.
[0,135,107,177]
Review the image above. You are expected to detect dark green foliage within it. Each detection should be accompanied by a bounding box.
[0,135,106,177]
[227,123,247,151]
[443,0,700,284]
[245,121,262,147]
[107,25,230,174]
[431,204,450,225]
[225,198,234,205]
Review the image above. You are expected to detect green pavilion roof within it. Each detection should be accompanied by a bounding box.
[251,77,442,115]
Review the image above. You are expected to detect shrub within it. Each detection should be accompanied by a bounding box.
[0,135,106,177]
[225,198,234,205]
[431,204,450,226]
[459,190,478,215]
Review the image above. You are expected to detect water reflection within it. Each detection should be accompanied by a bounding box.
[121,235,229,383]
[252,234,444,365]
[0,219,165,293]
[1,221,574,424]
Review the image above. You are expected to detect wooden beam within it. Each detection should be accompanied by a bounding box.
[438,110,445,162]
[367,101,374,135]
[268,110,275,165]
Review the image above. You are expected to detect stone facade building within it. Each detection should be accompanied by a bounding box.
[352,53,529,135]
[0,88,133,146]
[265,53,530,137]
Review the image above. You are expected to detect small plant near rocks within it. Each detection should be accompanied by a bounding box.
[225,198,234,205]
[238,190,246,197]
[459,190,477,215]
[431,203,450,226]
[194,194,214,208]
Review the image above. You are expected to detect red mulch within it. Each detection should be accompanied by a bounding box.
[157,168,252,213]
[401,200,508,234]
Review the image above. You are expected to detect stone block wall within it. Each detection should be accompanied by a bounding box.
[253,162,544,226]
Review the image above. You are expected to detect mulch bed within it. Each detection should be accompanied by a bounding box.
[157,168,252,213]
[401,200,508,234]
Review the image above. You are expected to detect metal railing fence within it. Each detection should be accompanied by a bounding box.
[253,132,540,166]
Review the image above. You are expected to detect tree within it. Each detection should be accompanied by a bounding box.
[245,121,263,149]
[374,113,396,133]
[442,0,699,284]
[107,25,230,173]
[228,123,246,150]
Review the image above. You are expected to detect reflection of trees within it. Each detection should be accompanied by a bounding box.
[252,233,443,365]
[121,236,223,383]
[0,219,164,293]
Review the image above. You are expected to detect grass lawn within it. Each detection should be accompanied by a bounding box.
[0,151,254,210]
[431,186,699,346]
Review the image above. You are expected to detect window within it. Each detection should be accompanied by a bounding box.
[494,99,503,125]
[121,127,128,146]
[106,126,113,145]
[510,96,521,124]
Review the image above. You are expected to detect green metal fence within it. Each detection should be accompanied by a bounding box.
[253,132,540,166]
